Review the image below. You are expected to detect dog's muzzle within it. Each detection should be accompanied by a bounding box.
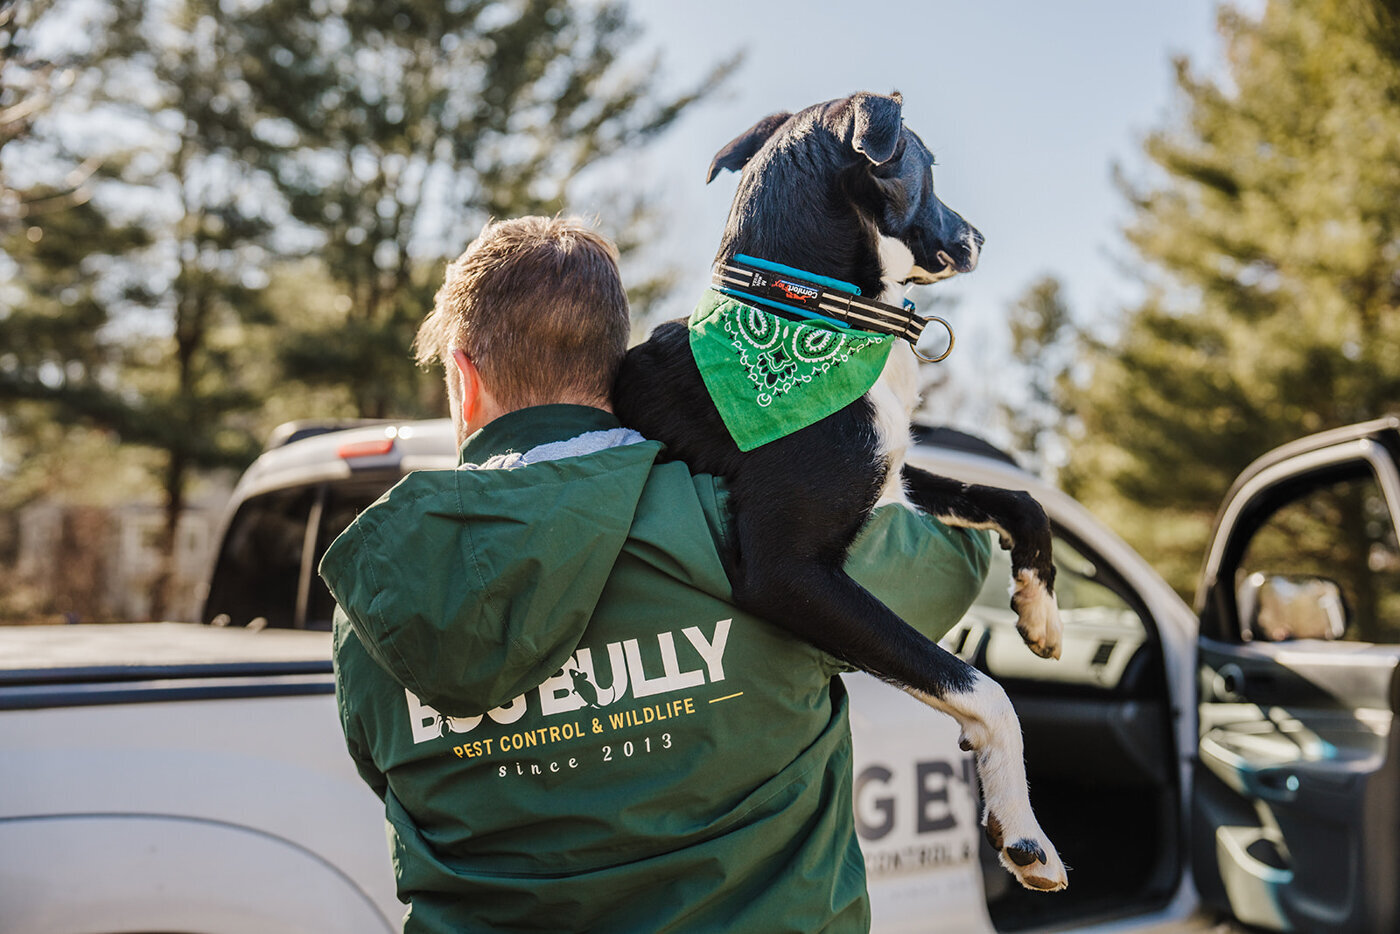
[905,250,960,285]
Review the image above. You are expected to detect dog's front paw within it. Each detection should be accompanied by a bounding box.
[985,811,1068,892]
[1011,568,1062,660]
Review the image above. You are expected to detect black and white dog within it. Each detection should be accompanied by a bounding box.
[613,91,1067,893]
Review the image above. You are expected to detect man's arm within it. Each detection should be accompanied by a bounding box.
[844,503,993,644]
[695,474,992,646]
[333,611,390,801]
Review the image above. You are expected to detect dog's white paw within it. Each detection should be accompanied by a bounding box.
[1011,568,1062,660]
[914,673,1065,891]
[985,809,1068,893]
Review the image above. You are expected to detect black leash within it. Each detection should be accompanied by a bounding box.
[711,257,955,363]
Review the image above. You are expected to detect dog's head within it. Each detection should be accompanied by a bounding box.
[707,91,982,293]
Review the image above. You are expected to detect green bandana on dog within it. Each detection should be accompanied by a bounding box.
[688,288,893,452]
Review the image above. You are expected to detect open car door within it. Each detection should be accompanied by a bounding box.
[1194,418,1400,933]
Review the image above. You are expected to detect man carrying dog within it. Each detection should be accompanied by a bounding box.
[321,215,992,933]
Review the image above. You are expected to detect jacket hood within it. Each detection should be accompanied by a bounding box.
[320,407,664,717]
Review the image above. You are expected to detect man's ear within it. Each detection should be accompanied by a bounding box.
[705,111,793,183]
[450,348,481,423]
[849,91,904,166]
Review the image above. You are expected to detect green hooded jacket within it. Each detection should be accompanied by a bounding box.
[321,405,990,934]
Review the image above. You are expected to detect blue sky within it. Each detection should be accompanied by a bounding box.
[577,0,1233,430]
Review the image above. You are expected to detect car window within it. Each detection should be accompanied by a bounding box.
[968,532,1149,690]
[204,486,318,628]
[1235,468,1400,643]
[205,479,392,629]
[974,535,1136,617]
[303,482,391,628]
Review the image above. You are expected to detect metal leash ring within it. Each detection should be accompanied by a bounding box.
[912,315,955,363]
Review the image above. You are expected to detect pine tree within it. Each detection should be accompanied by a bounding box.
[1000,275,1075,476]
[2,0,723,618]
[3,0,277,617]
[1065,0,1400,594]
[1,0,157,508]
[204,0,728,418]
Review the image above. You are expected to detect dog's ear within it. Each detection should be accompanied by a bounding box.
[706,111,792,183]
[850,91,904,166]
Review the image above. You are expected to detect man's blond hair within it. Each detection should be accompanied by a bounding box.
[414,216,630,410]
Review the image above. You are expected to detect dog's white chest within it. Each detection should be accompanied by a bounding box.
[867,241,923,508]
[870,341,918,508]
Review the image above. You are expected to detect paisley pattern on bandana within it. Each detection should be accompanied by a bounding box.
[688,289,893,451]
[723,301,887,408]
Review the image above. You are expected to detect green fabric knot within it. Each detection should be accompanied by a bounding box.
[687,289,893,451]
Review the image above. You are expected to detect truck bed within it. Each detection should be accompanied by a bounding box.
[0,622,334,709]
[0,622,399,934]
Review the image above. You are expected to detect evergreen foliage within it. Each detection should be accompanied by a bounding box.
[1000,274,1076,476]
[197,0,727,417]
[3,0,288,615]
[1065,0,1400,594]
[0,0,719,618]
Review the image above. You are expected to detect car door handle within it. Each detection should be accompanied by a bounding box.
[1211,663,1281,702]
[1213,663,1245,701]
[1201,734,1299,801]
[1254,767,1300,802]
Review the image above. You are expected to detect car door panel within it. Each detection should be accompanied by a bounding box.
[1196,650,1400,934]
[1193,425,1400,934]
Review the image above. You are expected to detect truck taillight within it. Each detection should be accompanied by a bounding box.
[338,439,395,460]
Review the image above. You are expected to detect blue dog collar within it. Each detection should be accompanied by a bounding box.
[711,255,954,362]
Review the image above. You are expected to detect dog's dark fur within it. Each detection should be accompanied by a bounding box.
[613,91,1067,892]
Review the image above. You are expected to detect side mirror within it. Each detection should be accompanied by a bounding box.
[1237,572,1349,642]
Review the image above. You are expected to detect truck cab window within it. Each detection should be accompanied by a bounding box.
[304,483,391,628]
[204,480,388,629]
[204,486,317,628]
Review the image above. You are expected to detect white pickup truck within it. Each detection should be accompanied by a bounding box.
[5,417,1399,934]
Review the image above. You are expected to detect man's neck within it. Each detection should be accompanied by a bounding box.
[459,397,613,448]
[459,404,624,465]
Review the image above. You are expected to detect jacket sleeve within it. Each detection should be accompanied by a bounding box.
[843,503,993,644]
[343,716,388,802]
[697,475,993,646]
[333,610,390,801]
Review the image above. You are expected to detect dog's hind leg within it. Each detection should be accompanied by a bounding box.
[725,422,1067,892]
[901,465,1063,660]
[902,676,1067,891]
